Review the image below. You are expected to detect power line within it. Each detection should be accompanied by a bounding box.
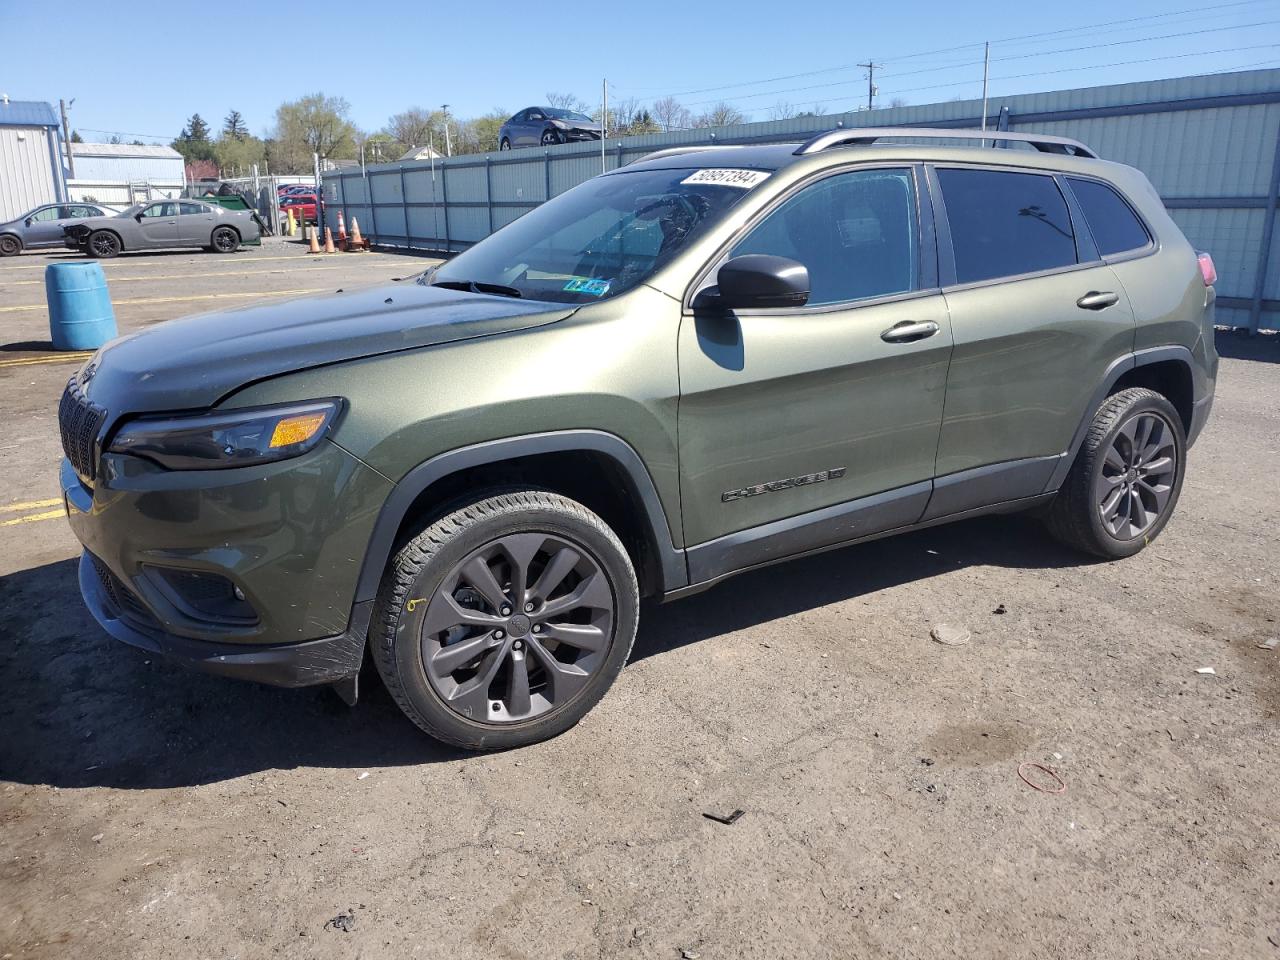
[613,0,1275,101]
[675,20,1279,109]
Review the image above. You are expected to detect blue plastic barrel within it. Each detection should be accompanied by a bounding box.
[46,261,117,351]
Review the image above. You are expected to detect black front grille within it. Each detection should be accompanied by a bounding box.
[58,375,107,481]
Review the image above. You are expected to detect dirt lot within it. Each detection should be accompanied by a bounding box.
[1,242,1278,959]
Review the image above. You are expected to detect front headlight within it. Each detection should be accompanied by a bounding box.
[108,399,342,470]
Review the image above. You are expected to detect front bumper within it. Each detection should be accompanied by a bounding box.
[78,550,370,686]
[60,439,393,684]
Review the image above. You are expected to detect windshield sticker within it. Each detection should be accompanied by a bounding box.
[563,277,612,297]
[681,169,770,189]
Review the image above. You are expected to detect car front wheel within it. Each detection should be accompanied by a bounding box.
[87,230,121,258]
[0,234,21,257]
[541,129,562,146]
[1046,387,1186,558]
[371,489,639,750]
[500,138,511,151]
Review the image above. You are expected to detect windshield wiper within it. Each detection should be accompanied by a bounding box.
[430,279,523,299]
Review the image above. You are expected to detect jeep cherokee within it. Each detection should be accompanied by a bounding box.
[59,127,1218,750]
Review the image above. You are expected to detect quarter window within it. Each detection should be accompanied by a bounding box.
[937,168,1077,284]
[1067,177,1150,256]
[730,168,918,306]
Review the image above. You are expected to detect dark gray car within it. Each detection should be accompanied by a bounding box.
[62,200,261,258]
[0,202,113,255]
[499,107,602,150]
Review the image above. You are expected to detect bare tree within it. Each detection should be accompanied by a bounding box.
[652,96,692,132]
[386,107,443,149]
[693,102,746,128]
[768,100,798,121]
[888,97,909,109]
[545,91,592,114]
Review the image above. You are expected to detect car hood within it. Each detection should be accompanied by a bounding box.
[82,281,576,414]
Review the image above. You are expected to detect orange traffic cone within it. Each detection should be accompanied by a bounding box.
[350,217,364,247]
[323,226,336,254]
[336,210,347,245]
[307,225,321,254]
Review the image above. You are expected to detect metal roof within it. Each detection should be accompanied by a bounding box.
[0,99,59,128]
[70,142,183,159]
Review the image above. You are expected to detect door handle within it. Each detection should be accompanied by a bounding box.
[1077,290,1119,311]
[881,320,940,343]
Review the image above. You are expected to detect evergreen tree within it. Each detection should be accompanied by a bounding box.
[223,110,248,141]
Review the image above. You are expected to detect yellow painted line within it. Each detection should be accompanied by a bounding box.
[0,509,64,527]
[2,498,62,513]
[0,263,369,286]
[0,288,320,314]
[0,352,93,369]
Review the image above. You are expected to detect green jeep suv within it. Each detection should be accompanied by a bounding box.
[59,128,1218,750]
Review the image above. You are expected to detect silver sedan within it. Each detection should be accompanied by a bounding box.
[62,200,262,258]
[0,202,114,256]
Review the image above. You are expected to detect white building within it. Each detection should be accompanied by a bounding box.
[0,97,67,221]
[65,142,185,205]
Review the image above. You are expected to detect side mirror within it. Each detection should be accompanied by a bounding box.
[25,218,33,226]
[697,255,810,311]
[135,213,145,222]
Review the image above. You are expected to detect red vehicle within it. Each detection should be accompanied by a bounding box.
[279,193,318,224]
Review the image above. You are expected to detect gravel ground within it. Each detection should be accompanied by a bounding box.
[1,245,1277,959]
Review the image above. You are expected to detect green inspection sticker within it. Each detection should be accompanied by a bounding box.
[563,277,611,297]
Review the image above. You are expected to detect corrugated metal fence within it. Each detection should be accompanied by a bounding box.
[324,68,1280,332]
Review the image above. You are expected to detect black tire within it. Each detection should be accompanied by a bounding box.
[499,138,511,151]
[0,234,21,257]
[210,226,239,253]
[87,230,121,259]
[371,489,639,750]
[541,128,562,146]
[1046,387,1186,559]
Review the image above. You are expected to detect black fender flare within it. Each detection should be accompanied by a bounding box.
[1043,345,1199,492]
[352,429,688,604]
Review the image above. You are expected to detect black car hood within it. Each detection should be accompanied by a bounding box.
[83,281,574,414]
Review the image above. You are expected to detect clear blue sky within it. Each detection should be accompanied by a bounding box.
[2,0,1278,142]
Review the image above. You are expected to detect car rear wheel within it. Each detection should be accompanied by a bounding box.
[541,129,562,146]
[371,489,639,750]
[87,230,121,259]
[500,138,511,151]
[1046,387,1186,559]
[0,234,21,257]
[210,226,240,253]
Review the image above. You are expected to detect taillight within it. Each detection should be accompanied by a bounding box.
[1197,251,1217,286]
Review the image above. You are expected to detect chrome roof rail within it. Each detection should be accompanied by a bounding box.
[793,127,1099,159]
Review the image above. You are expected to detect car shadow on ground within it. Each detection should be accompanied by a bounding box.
[0,514,1084,791]
[1215,328,1279,363]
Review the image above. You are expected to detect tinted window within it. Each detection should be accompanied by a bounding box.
[141,202,176,218]
[938,169,1076,284]
[180,202,210,215]
[29,207,60,222]
[730,168,918,305]
[66,205,100,218]
[1068,177,1150,256]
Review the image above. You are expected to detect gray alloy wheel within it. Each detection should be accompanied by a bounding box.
[88,230,120,258]
[541,129,561,146]
[1046,387,1185,559]
[500,138,511,150]
[419,532,615,724]
[0,234,21,256]
[371,489,639,750]
[210,226,239,253]
[1095,411,1177,540]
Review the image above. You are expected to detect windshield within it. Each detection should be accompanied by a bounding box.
[425,167,765,303]
[545,108,592,121]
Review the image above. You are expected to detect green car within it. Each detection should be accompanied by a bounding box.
[60,128,1218,750]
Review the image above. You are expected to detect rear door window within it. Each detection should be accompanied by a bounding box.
[1066,177,1150,256]
[180,202,211,215]
[937,168,1077,284]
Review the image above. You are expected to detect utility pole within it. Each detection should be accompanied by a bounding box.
[858,62,880,112]
[440,104,452,157]
[980,41,991,146]
[601,78,608,174]
[60,98,75,178]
